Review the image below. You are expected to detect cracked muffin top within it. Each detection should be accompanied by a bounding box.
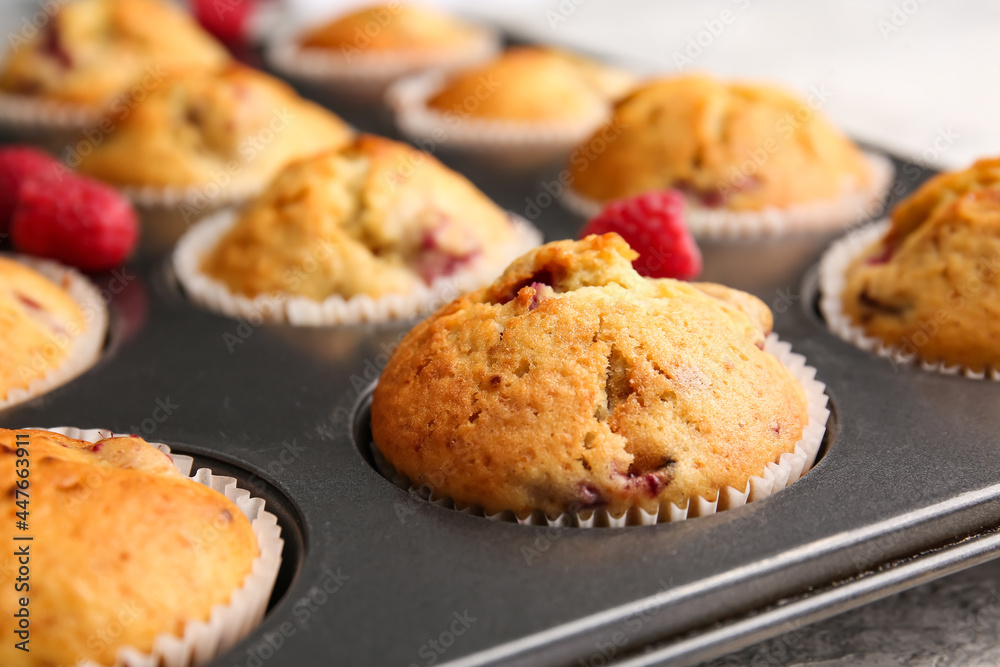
[0,257,87,401]
[0,0,229,108]
[75,65,353,190]
[300,3,486,54]
[371,234,808,517]
[567,74,872,211]
[0,428,258,667]
[201,135,517,301]
[842,158,1000,372]
[425,47,634,123]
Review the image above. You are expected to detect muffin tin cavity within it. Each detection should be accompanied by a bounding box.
[172,447,306,611]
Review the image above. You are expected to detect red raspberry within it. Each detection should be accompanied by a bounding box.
[0,146,68,235]
[192,0,255,47]
[11,175,139,272]
[579,190,702,280]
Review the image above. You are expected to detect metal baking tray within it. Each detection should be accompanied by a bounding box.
[5,53,1000,667]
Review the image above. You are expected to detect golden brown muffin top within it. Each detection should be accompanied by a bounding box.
[202,134,516,301]
[0,0,229,107]
[842,159,1000,372]
[75,65,354,189]
[300,3,483,53]
[0,258,87,400]
[568,74,872,210]
[0,428,258,667]
[425,46,628,123]
[887,157,1000,246]
[547,48,637,101]
[372,234,808,517]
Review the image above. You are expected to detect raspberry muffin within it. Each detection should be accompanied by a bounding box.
[267,3,498,102]
[387,47,638,168]
[0,0,228,128]
[74,65,353,205]
[372,235,825,522]
[0,256,106,408]
[0,428,278,667]
[174,135,541,324]
[826,158,1000,375]
[563,75,892,236]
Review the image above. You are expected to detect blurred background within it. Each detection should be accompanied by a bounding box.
[4,0,995,168]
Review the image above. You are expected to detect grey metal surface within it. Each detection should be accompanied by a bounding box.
[5,141,1000,667]
[1,7,997,657]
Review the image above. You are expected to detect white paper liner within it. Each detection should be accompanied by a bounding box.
[372,334,829,528]
[0,255,108,411]
[818,220,1000,381]
[172,208,544,326]
[385,68,611,167]
[0,91,103,131]
[120,180,265,211]
[265,24,500,100]
[30,426,284,667]
[561,152,895,240]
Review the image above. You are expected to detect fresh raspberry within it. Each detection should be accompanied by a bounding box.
[0,146,68,234]
[11,175,139,272]
[579,190,702,280]
[192,0,255,47]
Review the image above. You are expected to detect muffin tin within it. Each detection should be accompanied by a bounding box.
[6,41,1000,667]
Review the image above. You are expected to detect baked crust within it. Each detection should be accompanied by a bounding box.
[300,3,483,54]
[372,234,808,516]
[201,134,516,300]
[0,0,229,108]
[0,429,258,666]
[76,65,353,190]
[0,258,87,400]
[843,158,1000,371]
[425,47,632,123]
[567,74,872,210]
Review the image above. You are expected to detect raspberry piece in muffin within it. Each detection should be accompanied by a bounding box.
[372,234,808,518]
[200,135,518,301]
[0,257,88,401]
[0,0,229,109]
[568,74,874,212]
[842,157,1000,372]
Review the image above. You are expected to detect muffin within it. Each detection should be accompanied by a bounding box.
[824,158,1000,376]
[562,74,893,236]
[74,65,354,205]
[267,3,499,102]
[0,256,106,408]
[371,235,827,523]
[0,427,279,666]
[173,134,542,324]
[423,47,633,123]
[0,0,228,130]
[387,46,638,168]
[549,49,639,102]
